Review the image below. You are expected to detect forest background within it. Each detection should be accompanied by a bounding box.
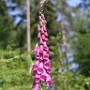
[0,0,90,90]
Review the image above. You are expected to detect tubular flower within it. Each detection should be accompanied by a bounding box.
[32,3,52,90]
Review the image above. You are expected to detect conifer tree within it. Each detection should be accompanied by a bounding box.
[73,0,90,76]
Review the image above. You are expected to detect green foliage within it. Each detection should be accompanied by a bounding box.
[0,0,90,90]
[0,46,33,90]
[51,71,90,90]
[73,1,90,76]
[0,1,16,48]
[0,47,90,90]
[74,29,90,76]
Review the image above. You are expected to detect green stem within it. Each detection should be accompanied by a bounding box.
[40,82,43,90]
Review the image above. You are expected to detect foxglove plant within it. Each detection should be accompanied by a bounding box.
[32,0,52,90]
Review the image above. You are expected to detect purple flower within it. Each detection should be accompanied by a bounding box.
[37,32,41,38]
[46,74,52,86]
[37,62,44,74]
[40,69,47,81]
[32,82,39,90]
[39,45,43,53]
[32,2,52,90]
[34,74,40,83]
[32,60,40,70]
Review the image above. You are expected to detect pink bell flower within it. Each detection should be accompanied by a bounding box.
[32,82,39,90]
[37,62,44,74]
[45,37,48,42]
[34,74,40,83]
[36,48,40,56]
[37,32,41,38]
[43,51,49,59]
[44,32,48,37]
[40,69,47,81]
[46,74,52,86]
[34,44,39,54]
[40,38,44,44]
[43,42,47,48]
[44,60,51,70]
[40,21,43,26]
[39,53,43,60]
[43,26,47,31]
[32,3,52,89]
[40,27,44,33]
[41,14,45,19]
[32,70,37,76]
[35,48,40,59]
[32,60,40,70]
[42,34,45,40]
[42,20,47,24]
[47,68,51,74]
[40,45,43,53]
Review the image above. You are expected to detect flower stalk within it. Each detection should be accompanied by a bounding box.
[32,0,52,90]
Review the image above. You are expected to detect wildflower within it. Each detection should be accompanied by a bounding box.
[32,1,52,90]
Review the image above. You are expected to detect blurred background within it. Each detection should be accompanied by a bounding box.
[0,0,90,90]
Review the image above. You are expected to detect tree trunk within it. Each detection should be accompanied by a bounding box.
[26,0,31,57]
